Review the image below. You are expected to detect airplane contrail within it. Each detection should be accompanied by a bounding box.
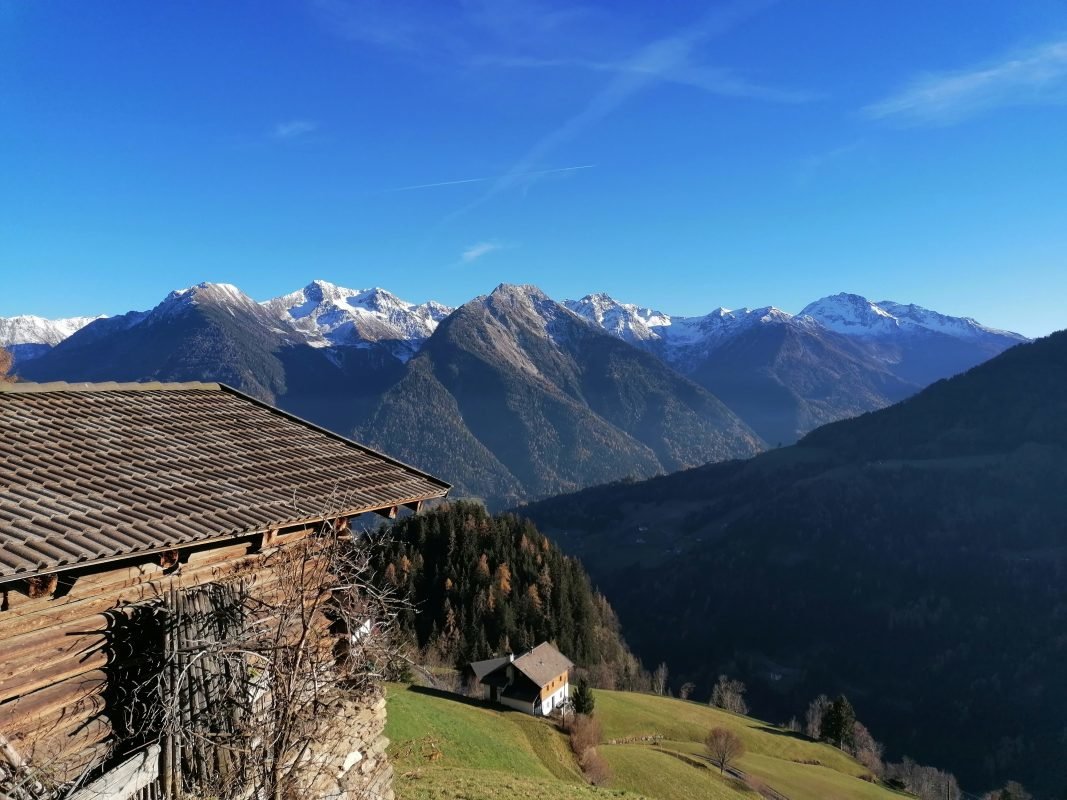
[391,163,595,192]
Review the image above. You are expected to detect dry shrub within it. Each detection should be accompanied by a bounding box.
[568,714,602,757]
[580,749,612,786]
[568,714,610,786]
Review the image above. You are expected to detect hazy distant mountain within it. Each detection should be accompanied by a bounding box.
[357,284,763,506]
[799,292,1028,385]
[0,314,102,364]
[521,329,1065,793]
[567,291,1025,444]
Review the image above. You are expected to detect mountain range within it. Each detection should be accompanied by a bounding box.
[4,280,1025,505]
[521,329,1067,793]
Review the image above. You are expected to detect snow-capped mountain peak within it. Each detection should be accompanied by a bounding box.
[157,281,256,312]
[563,293,672,343]
[798,293,900,336]
[876,300,1027,342]
[263,280,453,359]
[564,293,800,359]
[0,314,105,365]
[799,293,1028,342]
[0,314,103,347]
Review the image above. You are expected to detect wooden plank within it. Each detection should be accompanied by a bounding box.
[67,743,160,800]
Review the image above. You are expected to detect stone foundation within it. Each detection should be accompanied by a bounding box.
[299,689,393,800]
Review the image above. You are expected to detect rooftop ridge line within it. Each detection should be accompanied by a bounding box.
[0,381,223,393]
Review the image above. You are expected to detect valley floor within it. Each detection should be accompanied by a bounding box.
[385,683,911,800]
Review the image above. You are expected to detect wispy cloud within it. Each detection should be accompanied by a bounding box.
[461,241,506,263]
[475,54,814,104]
[272,120,319,140]
[311,0,594,58]
[391,164,595,193]
[864,39,1067,125]
[443,0,777,221]
[313,0,805,104]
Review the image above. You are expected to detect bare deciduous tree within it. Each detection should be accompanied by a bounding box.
[805,694,831,739]
[144,516,410,800]
[710,675,748,715]
[0,348,15,382]
[652,662,669,696]
[850,721,884,776]
[704,727,745,775]
[886,757,961,800]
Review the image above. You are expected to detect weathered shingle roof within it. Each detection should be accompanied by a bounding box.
[467,655,512,682]
[512,642,573,687]
[0,381,450,581]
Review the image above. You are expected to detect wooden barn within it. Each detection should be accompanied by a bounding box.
[0,381,450,799]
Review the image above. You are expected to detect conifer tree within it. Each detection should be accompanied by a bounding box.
[820,695,857,750]
[572,675,595,715]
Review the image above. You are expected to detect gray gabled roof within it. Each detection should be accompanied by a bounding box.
[467,655,511,682]
[0,381,451,581]
[475,642,573,690]
[511,642,573,687]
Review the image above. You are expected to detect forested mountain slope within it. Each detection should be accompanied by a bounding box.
[373,501,645,685]
[521,331,1067,794]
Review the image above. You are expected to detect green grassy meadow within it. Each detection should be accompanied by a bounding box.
[385,684,910,800]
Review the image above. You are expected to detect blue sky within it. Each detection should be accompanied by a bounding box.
[1,0,1065,337]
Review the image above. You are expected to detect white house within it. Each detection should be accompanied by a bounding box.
[466,642,573,716]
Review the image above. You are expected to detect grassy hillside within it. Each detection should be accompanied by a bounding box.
[386,684,907,800]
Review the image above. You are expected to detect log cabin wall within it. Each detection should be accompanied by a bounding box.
[0,533,290,790]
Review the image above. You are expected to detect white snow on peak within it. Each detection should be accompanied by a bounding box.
[875,300,1027,341]
[800,293,1026,341]
[666,306,796,348]
[563,293,671,343]
[158,282,255,313]
[263,280,453,359]
[798,293,900,336]
[0,314,103,347]
[563,293,797,360]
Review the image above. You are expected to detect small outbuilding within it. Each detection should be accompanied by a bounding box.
[467,642,573,716]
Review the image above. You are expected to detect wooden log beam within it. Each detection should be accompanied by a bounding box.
[375,505,399,520]
[0,550,278,640]
[0,670,107,738]
[403,500,423,514]
[0,643,109,706]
